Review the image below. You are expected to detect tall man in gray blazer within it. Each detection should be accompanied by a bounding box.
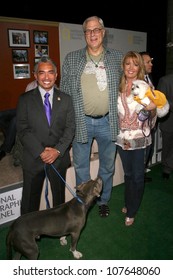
[16,57,75,214]
[157,73,173,179]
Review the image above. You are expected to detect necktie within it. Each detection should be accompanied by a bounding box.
[145,75,154,89]
[44,92,51,125]
[145,75,149,84]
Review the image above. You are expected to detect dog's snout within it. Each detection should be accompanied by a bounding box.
[96,177,103,185]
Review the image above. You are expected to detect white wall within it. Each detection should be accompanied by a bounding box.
[59,22,147,70]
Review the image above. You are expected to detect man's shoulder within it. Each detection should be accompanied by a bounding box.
[105,47,123,55]
[20,87,38,98]
[105,47,123,60]
[65,47,86,58]
[159,73,173,84]
[163,73,173,80]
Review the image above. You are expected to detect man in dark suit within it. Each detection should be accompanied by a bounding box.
[157,73,173,179]
[16,57,75,214]
[139,51,155,88]
[139,51,155,182]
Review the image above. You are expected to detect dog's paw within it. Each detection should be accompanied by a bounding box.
[70,249,83,259]
[60,236,67,246]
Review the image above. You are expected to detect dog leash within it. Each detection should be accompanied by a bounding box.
[44,163,84,208]
[44,164,51,209]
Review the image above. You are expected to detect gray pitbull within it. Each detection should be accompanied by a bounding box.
[6,177,102,260]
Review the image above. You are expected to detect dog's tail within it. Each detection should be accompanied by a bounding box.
[6,230,13,260]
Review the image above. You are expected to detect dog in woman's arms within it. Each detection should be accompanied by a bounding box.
[6,177,103,260]
[131,79,169,118]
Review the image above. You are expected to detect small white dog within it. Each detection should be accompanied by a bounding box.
[131,80,169,118]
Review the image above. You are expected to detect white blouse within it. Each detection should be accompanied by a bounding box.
[116,91,157,150]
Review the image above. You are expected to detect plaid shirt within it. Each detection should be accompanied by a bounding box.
[60,46,123,143]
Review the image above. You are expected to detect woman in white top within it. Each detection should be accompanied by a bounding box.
[116,51,157,226]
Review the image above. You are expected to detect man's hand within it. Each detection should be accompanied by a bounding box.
[40,147,60,164]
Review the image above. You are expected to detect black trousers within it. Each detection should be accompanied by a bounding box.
[161,130,173,174]
[21,156,70,215]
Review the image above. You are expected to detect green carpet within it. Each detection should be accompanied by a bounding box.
[0,163,172,260]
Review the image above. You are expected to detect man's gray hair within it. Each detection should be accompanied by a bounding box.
[82,16,105,32]
[34,56,57,73]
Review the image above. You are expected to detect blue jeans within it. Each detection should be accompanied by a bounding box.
[117,146,146,218]
[72,114,116,205]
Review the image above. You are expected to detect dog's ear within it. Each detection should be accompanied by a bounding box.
[75,181,87,193]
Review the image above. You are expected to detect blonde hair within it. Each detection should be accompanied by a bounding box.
[119,51,145,92]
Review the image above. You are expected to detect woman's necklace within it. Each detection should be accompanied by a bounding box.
[88,51,104,68]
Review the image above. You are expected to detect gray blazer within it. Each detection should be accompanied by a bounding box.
[16,87,75,171]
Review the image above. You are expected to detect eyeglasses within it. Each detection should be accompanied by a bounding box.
[84,28,103,36]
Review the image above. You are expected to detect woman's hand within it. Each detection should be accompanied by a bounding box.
[145,101,157,117]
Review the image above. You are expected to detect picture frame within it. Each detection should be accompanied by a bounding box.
[12,49,28,63]
[34,58,41,64]
[34,44,49,58]
[13,64,30,79]
[33,30,48,44]
[8,29,30,47]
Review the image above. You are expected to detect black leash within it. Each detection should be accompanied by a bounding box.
[44,163,84,208]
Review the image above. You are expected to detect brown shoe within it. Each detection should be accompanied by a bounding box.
[125,217,134,226]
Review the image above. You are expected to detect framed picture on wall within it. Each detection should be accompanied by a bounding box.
[8,29,30,47]
[12,49,28,63]
[34,44,49,57]
[34,58,41,64]
[13,64,30,79]
[33,30,48,44]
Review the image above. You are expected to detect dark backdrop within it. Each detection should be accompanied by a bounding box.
[1,0,168,86]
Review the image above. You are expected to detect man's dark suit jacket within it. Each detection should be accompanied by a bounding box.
[16,87,75,172]
[157,74,173,133]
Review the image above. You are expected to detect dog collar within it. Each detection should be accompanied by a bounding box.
[76,196,84,204]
